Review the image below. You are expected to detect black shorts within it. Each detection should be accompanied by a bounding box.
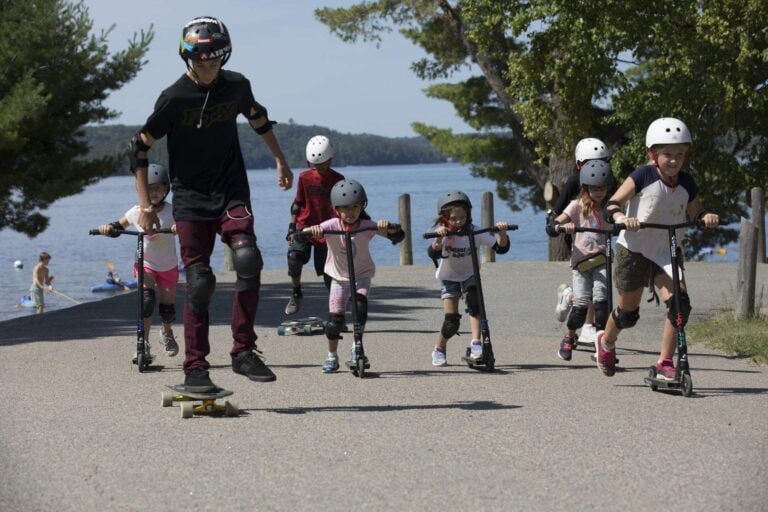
[288,238,327,276]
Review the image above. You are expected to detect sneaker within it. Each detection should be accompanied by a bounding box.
[595,332,616,377]
[232,350,277,382]
[285,291,303,316]
[184,368,216,392]
[579,324,597,344]
[349,348,369,366]
[432,348,447,367]
[555,284,573,322]
[470,340,483,360]
[557,335,575,361]
[161,330,179,357]
[656,360,676,381]
[322,355,339,373]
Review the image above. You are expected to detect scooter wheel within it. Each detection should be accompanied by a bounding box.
[357,358,366,378]
[486,357,495,372]
[648,366,658,391]
[681,372,693,397]
[137,353,146,373]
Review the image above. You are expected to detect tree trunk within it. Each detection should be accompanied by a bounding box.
[547,156,573,261]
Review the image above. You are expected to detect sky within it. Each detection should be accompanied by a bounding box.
[83,0,475,138]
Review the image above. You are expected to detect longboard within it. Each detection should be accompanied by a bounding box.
[161,385,238,418]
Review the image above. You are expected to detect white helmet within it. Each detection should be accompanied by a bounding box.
[306,135,334,164]
[147,163,170,186]
[645,117,692,148]
[574,138,610,163]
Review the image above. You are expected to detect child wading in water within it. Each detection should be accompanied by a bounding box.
[304,179,405,373]
[600,117,719,379]
[548,160,613,361]
[98,164,180,362]
[428,192,509,366]
[284,135,344,315]
[30,252,54,315]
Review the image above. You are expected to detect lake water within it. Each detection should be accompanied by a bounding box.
[0,162,740,322]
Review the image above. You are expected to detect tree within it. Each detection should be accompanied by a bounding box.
[317,0,768,259]
[0,0,153,237]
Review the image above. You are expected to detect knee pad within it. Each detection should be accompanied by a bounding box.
[186,263,216,315]
[567,306,588,331]
[593,301,609,331]
[354,293,368,325]
[440,313,462,339]
[142,288,156,318]
[325,313,344,340]
[665,292,691,327]
[158,303,176,324]
[611,307,640,330]
[231,235,263,291]
[286,250,305,278]
[464,286,480,316]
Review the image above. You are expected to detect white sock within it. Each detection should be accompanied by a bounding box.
[328,351,337,359]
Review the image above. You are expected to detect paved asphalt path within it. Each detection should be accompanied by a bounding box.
[1,261,766,511]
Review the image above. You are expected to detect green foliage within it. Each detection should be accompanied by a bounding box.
[0,0,152,237]
[317,0,768,257]
[82,122,445,172]
[688,311,768,365]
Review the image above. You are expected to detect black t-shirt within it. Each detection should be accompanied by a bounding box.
[142,70,268,220]
[552,174,582,216]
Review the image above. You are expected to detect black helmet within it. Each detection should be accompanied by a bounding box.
[579,160,613,188]
[179,17,232,67]
[331,180,367,208]
[437,191,472,214]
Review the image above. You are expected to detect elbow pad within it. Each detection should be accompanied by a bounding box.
[493,239,510,254]
[603,200,623,224]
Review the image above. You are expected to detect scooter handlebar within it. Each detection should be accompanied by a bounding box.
[423,224,518,239]
[300,223,402,239]
[89,228,173,236]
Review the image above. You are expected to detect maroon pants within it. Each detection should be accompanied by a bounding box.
[175,205,259,372]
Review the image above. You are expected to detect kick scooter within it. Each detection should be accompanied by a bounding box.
[424,223,518,372]
[90,227,173,373]
[639,220,723,397]
[301,223,403,378]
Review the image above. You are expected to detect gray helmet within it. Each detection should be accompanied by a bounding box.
[579,160,613,187]
[437,191,471,214]
[331,180,367,208]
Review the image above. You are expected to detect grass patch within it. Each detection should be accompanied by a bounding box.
[688,311,768,364]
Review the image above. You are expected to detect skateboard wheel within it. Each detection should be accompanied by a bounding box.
[181,402,194,418]
[277,326,286,336]
[225,401,239,417]
[161,391,174,407]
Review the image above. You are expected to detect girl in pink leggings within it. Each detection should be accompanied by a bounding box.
[304,180,404,373]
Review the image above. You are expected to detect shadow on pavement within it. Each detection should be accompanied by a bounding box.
[248,400,521,414]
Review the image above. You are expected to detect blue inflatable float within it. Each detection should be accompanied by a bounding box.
[90,279,138,293]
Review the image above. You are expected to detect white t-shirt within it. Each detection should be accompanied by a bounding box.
[616,165,698,278]
[124,202,178,272]
[320,218,378,282]
[434,224,496,282]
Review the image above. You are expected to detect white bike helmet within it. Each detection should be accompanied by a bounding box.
[574,138,610,163]
[645,117,692,148]
[147,163,170,187]
[306,135,334,164]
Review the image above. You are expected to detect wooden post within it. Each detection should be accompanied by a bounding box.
[736,217,758,318]
[481,192,495,263]
[751,187,766,263]
[398,194,413,266]
[223,245,234,272]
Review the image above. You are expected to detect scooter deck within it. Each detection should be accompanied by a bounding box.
[161,385,238,418]
[344,359,370,370]
[644,377,683,389]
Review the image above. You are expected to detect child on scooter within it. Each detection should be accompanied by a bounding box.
[428,191,510,366]
[97,163,180,362]
[304,179,405,373]
[548,138,612,342]
[600,118,719,379]
[548,161,613,361]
